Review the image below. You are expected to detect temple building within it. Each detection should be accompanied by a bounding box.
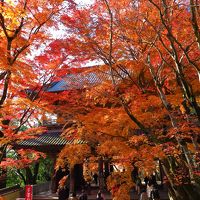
[13,66,122,194]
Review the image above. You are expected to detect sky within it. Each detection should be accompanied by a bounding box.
[75,0,95,6]
[29,0,97,66]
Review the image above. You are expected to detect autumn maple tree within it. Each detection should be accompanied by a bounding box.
[0,0,78,186]
[1,0,197,199]
[40,0,200,200]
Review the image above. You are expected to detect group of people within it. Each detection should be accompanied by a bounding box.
[138,175,160,200]
[58,171,105,200]
[59,190,87,200]
[58,172,160,200]
[59,188,105,200]
[67,190,88,200]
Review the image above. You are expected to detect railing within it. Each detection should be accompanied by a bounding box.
[0,181,52,200]
[0,185,23,200]
[32,181,52,195]
[0,184,20,194]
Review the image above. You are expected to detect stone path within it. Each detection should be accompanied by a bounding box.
[33,186,169,200]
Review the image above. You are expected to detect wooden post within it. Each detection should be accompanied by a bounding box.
[50,157,57,193]
[69,166,75,194]
[98,157,104,191]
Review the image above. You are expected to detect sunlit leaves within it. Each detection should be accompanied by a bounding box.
[0,0,71,172]
[34,0,200,194]
[97,140,132,158]
[56,144,91,168]
[0,149,46,169]
[107,169,133,200]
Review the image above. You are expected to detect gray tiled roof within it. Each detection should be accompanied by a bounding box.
[47,68,130,92]
[47,71,108,92]
[18,67,130,151]
[17,129,84,147]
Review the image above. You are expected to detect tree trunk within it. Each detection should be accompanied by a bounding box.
[168,184,200,200]
[161,158,200,200]
[98,157,104,191]
[25,163,39,185]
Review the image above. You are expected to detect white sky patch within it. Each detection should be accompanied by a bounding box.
[28,0,96,65]
[75,0,95,7]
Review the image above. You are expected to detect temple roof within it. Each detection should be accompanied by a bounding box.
[47,72,106,92]
[46,66,129,92]
[16,66,130,153]
[18,130,65,146]
[15,127,85,153]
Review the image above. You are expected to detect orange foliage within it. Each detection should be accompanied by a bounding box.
[26,0,200,197]
[0,0,71,168]
[56,144,91,168]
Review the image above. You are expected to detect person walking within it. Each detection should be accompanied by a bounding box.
[79,189,88,200]
[93,173,98,185]
[135,177,142,195]
[58,186,69,200]
[57,176,69,200]
[68,192,78,200]
[146,181,153,200]
[150,186,160,200]
[144,176,149,187]
[139,189,148,200]
[96,190,105,200]
[151,174,157,188]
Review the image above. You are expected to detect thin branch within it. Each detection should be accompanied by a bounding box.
[0,71,11,106]
[103,0,148,133]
